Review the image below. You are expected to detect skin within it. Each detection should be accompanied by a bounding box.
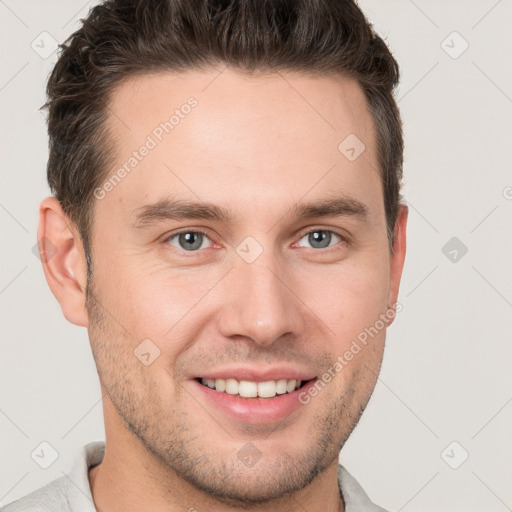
[39,68,407,512]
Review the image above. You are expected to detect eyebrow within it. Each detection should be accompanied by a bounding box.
[131,195,369,228]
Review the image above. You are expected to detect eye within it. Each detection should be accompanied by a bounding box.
[165,230,213,252]
[296,229,343,250]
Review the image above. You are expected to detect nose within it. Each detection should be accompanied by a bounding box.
[216,251,306,347]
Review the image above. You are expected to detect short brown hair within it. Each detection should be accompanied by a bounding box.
[45,0,403,275]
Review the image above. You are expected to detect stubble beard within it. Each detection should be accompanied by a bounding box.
[84,276,378,506]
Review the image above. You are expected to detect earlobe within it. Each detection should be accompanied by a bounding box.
[37,197,89,327]
[387,204,408,319]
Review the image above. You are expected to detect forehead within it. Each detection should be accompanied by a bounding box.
[99,68,381,222]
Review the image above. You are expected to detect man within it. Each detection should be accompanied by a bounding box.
[3,0,407,510]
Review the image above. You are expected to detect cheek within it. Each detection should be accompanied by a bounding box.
[94,261,224,355]
[306,256,390,346]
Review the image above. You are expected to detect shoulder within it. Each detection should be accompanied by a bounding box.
[1,476,70,512]
[1,441,104,512]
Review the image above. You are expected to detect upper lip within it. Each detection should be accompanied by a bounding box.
[193,367,317,383]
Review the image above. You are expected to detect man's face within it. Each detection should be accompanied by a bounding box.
[85,69,404,503]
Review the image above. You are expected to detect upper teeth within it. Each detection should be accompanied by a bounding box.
[200,378,301,398]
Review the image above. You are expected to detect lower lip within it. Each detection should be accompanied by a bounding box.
[191,379,317,424]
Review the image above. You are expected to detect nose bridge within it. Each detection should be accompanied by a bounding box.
[218,246,303,346]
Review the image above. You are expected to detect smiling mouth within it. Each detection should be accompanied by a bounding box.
[195,377,315,399]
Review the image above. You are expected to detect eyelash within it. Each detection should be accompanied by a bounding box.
[163,227,347,254]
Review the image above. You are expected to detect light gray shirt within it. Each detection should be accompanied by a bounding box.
[1,442,389,511]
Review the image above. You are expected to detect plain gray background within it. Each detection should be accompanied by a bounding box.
[1,1,511,510]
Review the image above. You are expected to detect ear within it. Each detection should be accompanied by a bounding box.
[37,197,89,327]
[387,204,408,322]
